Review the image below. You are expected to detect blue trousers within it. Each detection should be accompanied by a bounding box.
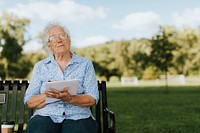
[26,115,98,133]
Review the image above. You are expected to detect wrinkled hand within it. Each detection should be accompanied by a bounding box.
[45,88,73,102]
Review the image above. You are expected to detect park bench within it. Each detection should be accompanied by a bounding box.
[0,80,116,133]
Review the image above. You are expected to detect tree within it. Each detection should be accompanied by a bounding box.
[150,26,177,91]
[0,12,30,78]
[171,28,200,75]
[0,59,6,79]
[130,38,152,79]
[115,40,132,77]
[75,41,120,81]
[1,31,23,62]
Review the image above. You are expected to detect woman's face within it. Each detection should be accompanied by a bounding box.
[47,26,70,55]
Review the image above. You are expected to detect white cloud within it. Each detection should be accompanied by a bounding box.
[6,0,107,22]
[112,12,161,37]
[112,12,161,30]
[172,8,200,28]
[74,35,109,48]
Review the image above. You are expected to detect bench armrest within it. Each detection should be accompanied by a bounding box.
[104,107,116,133]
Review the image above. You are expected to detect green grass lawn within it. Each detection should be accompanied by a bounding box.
[106,85,200,133]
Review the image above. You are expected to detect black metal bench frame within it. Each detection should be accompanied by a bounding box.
[0,80,116,133]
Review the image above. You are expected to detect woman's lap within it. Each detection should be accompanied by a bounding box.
[26,115,61,133]
[61,116,98,133]
[27,115,98,133]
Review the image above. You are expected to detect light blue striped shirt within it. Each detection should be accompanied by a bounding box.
[24,52,99,123]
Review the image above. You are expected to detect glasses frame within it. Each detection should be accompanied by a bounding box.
[48,33,68,43]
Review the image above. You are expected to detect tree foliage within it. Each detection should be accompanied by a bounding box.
[0,12,31,79]
[150,26,177,73]
[75,26,199,81]
[171,28,200,75]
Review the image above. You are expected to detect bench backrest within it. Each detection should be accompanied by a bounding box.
[0,80,115,133]
[0,80,33,132]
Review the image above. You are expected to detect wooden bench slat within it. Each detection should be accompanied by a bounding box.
[18,81,28,133]
[101,81,109,133]
[96,81,102,133]
[10,80,19,122]
[1,80,11,123]
[0,81,5,104]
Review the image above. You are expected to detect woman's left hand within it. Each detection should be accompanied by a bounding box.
[45,88,95,107]
[45,88,73,102]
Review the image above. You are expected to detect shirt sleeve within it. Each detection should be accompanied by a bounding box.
[24,62,42,104]
[83,60,99,104]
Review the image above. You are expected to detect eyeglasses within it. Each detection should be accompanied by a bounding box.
[48,33,68,43]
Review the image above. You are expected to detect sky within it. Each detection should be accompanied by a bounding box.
[1,0,200,52]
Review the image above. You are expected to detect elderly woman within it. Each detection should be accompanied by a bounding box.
[24,22,99,133]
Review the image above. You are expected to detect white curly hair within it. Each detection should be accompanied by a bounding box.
[43,21,71,45]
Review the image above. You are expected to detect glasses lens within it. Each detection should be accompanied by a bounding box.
[48,33,67,43]
[49,36,57,42]
[60,34,67,40]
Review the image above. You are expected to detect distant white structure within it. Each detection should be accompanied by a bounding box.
[121,77,138,85]
[159,74,186,84]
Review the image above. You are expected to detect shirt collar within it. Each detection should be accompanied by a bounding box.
[43,52,82,64]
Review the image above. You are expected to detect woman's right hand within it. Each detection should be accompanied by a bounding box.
[26,93,47,109]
